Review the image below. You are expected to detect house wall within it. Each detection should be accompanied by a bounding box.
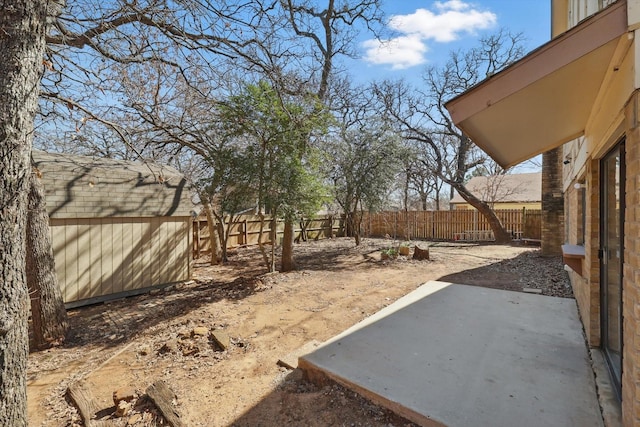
[542,149,565,256]
[621,92,640,426]
[563,52,640,427]
[50,216,191,306]
[451,202,541,211]
[557,2,640,424]
[565,159,602,347]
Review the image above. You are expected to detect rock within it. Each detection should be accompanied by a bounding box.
[211,330,230,351]
[113,387,136,405]
[127,413,143,425]
[192,326,209,336]
[158,339,178,354]
[177,329,190,338]
[115,400,131,417]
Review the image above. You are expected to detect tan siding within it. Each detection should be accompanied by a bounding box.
[150,217,161,286]
[159,220,170,283]
[51,217,191,304]
[167,220,178,283]
[65,221,79,302]
[89,223,102,298]
[50,220,66,300]
[100,218,114,297]
[130,218,143,290]
[112,221,124,293]
[122,220,134,293]
[76,219,92,301]
[141,220,152,289]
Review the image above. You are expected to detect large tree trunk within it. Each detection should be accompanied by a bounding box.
[256,212,272,272]
[353,211,362,246]
[0,1,51,424]
[281,219,295,272]
[27,167,68,350]
[452,182,512,244]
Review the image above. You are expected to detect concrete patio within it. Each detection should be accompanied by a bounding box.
[299,281,604,427]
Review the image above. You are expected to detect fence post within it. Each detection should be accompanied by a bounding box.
[243,219,248,245]
[194,219,199,259]
[394,211,397,240]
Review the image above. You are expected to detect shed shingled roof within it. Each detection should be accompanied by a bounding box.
[449,172,542,205]
[33,150,194,219]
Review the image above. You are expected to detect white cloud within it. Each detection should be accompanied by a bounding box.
[362,35,428,70]
[362,0,497,69]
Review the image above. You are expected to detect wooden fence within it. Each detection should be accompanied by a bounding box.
[361,209,542,242]
[193,209,542,258]
[193,214,343,258]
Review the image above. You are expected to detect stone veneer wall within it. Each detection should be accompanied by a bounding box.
[564,158,601,347]
[541,148,564,256]
[585,159,601,348]
[622,93,640,427]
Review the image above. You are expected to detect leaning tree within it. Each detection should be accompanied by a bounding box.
[376,30,527,243]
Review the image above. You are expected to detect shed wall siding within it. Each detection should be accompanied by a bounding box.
[50,217,190,304]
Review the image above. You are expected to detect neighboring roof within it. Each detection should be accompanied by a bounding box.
[33,150,194,219]
[450,172,542,205]
[444,1,628,168]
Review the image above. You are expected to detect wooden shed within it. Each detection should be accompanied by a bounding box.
[33,150,194,308]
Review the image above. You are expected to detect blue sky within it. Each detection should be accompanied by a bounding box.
[348,0,551,84]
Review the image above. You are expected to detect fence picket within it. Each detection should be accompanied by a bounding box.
[192,209,542,258]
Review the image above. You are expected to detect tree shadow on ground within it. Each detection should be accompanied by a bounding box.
[44,239,392,353]
[62,274,266,350]
[437,249,573,298]
[227,369,419,427]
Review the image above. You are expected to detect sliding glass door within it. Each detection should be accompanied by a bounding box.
[600,139,624,398]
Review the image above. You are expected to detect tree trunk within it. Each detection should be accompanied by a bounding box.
[403,171,410,210]
[452,182,512,243]
[281,219,295,272]
[353,211,362,246]
[0,1,51,424]
[256,212,272,272]
[269,216,277,272]
[202,202,219,266]
[219,217,229,262]
[27,168,68,350]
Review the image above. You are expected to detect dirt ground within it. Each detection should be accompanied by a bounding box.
[27,238,573,427]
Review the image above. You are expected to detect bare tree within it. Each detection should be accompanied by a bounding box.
[271,0,384,271]
[376,30,527,243]
[27,166,68,349]
[325,81,403,245]
[0,0,65,423]
[402,139,449,210]
[461,162,530,210]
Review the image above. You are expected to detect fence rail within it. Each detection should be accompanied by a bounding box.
[361,209,542,242]
[193,214,343,259]
[193,209,542,258]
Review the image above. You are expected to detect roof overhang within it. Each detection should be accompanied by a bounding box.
[445,0,628,168]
